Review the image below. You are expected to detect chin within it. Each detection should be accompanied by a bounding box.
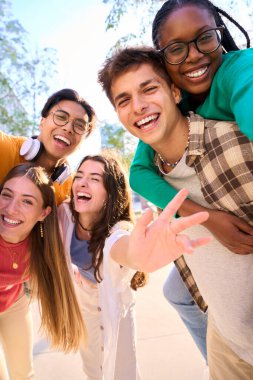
[75,205,88,214]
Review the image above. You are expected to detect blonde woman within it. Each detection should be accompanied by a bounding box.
[0,164,85,380]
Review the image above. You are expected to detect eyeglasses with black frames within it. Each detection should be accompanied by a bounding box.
[50,109,90,135]
[159,27,224,65]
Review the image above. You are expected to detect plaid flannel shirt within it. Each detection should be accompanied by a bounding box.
[174,256,208,312]
[155,112,253,313]
[187,112,253,224]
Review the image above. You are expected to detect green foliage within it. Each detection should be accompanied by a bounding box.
[101,122,125,149]
[103,0,161,32]
[0,105,32,135]
[0,0,57,135]
[103,0,162,54]
[99,120,137,169]
[26,47,57,133]
[102,0,252,51]
[104,0,144,31]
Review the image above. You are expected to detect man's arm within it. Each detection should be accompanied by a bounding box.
[130,139,253,254]
[130,140,178,209]
[0,131,26,183]
[178,199,253,255]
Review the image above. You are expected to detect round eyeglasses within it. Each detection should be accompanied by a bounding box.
[50,109,90,135]
[160,27,224,65]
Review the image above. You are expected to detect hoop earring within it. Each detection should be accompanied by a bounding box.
[40,222,44,238]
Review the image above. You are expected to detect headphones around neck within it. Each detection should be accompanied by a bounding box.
[20,136,71,184]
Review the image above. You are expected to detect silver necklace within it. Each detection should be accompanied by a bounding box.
[158,116,191,168]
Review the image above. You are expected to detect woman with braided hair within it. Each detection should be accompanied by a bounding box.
[129,0,253,373]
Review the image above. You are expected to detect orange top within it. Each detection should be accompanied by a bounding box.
[0,131,72,205]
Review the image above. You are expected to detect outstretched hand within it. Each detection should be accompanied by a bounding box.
[128,189,211,272]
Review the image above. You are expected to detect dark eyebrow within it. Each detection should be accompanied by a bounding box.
[90,172,103,177]
[56,109,86,122]
[114,78,159,104]
[22,194,38,200]
[139,78,158,87]
[114,91,129,104]
[55,109,69,115]
[2,187,13,193]
[2,187,38,201]
[76,170,103,177]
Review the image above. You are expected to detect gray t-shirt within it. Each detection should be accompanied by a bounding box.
[162,151,253,365]
[70,228,96,284]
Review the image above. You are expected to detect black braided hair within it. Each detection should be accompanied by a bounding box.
[152,0,250,51]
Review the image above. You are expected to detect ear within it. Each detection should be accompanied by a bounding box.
[171,83,182,104]
[39,117,45,133]
[38,206,52,222]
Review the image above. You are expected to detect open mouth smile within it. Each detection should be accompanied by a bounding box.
[76,192,92,201]
[54,135,71,146]
[2,215,22,226]
[184,66,208,79]
[135,114,159,130]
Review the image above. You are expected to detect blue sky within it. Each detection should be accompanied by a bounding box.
[11,0,123,162]
[10,0,253,124]
[9,0,253,166]
[11,0,120,124]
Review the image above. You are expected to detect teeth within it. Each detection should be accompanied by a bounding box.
[185,67,207,78]
[54,135,70,146]
[3,216,21,225]
[77,192,91,199]
[137,115,157,127]
[140,123,154,130]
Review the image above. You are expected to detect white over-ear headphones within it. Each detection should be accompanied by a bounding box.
[51,163,72,184]
[20,136,71,184]
[20,136,43,161]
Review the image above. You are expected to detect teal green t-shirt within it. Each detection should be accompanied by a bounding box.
[130,49,253,209]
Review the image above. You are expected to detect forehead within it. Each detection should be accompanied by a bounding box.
[3,176,42,199]
[159,6,216,43]
[78,160,105,174]
[112,63,165,97]
[52,100,87,118]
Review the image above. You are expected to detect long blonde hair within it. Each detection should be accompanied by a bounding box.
[1,164,86,352]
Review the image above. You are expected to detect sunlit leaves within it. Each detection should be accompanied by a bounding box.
[0,0,57,135]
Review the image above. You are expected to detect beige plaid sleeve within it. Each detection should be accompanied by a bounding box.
[174,256,208,313]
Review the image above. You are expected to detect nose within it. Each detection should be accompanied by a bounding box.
[132,96,148,114]
[185,42,204,63]
[6,199,19,215]
[62,120,74,134]
[80,177,88,187]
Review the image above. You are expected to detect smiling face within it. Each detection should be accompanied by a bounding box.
[158,6,223,97]
[72,160,107,223]
[111,63,181,149]
[38,100,88,161]
[0,176,51,243]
